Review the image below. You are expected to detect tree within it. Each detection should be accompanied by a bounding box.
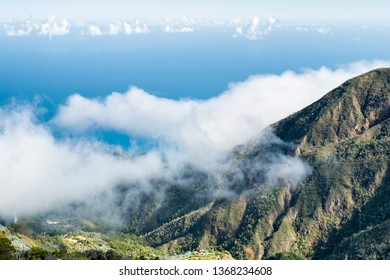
[0,237,16,260]
[27,247,49,260]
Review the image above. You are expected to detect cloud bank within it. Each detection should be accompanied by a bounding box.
[163,17,196,33]
[0,107,163,218]
[234,16,277,40]
[38,15,71,37]
[0,60,388,220]
[2,15,71,37]
[55,60,390,163]
[1,16,380,40]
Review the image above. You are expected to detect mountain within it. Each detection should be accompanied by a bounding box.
[1,68,389,260]
[140,68,390,259]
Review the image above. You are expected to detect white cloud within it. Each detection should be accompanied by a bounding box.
[234,16,277,40]
[123,22,133,34]
[108,22,121,35]
[180,16,195,26]
[3,24,29,36]
[164,26,194,33]
[247,16,260,37]
[230,18,241,25]
[0,107,163,218]
[38,15,71,37]
[54,60,390,167]
[88,24,102,36]
[0,17,149,37]
[120,20,150,35]
[296,26,308,32]
[162,16,196,33]
[293,23,333,35]
[268,17,277,25]
[2,20,39,37]
[134,23,150,34]
[235,26,243,35]
[318,26,331,35]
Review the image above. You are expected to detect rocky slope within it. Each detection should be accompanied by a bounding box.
[141,68,390,259]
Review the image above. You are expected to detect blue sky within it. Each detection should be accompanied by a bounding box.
[1,0,390,20]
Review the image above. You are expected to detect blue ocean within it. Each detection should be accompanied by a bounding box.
[1,25,389,146]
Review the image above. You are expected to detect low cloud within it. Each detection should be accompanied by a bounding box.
[108,22,121,35]
[55,60,390,165]
[88,24,102,36]
[2,22,34,37]
[234,16,277,40]
[1,15,70,37]
[38,15,71,37]
[318,26,332,35]
[222,130,312,196]
[1,60,389,221]
[0,106,163,219]
[164,26,194,33]
[123,22,133,34]
[163,17,196,33]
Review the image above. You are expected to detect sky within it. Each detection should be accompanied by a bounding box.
[1,0,390,20]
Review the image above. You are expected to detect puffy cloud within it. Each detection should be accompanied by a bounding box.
[38,15,71,37]
[296,26,308,32]
[0,106,164,218]
[234,16,277,40]
[177,16,196,27]
[164,26,194,33]
[230,18,242,25]
[293,23,333,35]
[163,16,196,33]
[120,20,150,35]
[318,26,332,35]
[248,16,260,35]
[2,19,39,37]
[3,24,30,36]
[134,22,150,34]
[55,60,390,166]
[123,22,133,34]
[88,24,102,36]
[108,22,121,35]
[1,16,73,37]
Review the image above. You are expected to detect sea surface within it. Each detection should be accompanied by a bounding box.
[1,25,389,146]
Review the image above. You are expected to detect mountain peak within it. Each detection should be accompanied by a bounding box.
[273,68,390,147]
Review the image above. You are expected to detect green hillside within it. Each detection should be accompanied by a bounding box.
[142,68,390,260]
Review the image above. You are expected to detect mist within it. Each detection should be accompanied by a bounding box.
[1,60,389,224]
[0,106,164,219]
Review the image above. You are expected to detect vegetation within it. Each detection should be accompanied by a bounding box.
[0,237,16,260]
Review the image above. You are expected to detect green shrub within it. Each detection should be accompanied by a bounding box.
[0,237,16,260]
[267,252,303,260]
[26,247,49,260]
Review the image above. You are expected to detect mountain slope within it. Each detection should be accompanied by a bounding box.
[273,68,389,146]
[272,68,390,259]
[143,68,390,259]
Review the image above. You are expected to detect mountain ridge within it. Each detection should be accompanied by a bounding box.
[273,68,389,146]
[142,67,389,259]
